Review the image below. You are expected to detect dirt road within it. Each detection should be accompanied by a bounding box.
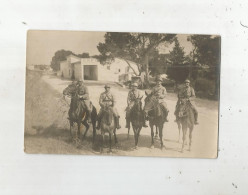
[25,71,218,158]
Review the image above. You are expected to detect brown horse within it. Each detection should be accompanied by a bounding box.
[144,94,167,149]
[129,97,144,149]
[100,105,118,153]
[177,99,195,152]
[63,84,97,143]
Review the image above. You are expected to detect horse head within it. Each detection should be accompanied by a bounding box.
[178,99,190,118]
[103,105,114,126]
[133,96,143,112]
[144,93,157,114]
[63,83,77,97]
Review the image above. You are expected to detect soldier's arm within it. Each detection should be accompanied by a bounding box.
[127,91,131,105]
[81,86,89,99]
[189,87,195,101]
[99,94,104,107]
[189,87,196,101]
[159,87,166,99]
[112,93,116,106]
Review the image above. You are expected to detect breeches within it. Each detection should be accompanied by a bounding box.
[98,107,119,118]
[174,101,198,115]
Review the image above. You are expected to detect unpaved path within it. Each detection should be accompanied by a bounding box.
[25,71,218,158]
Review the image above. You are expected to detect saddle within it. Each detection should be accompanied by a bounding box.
[178,100,190,118]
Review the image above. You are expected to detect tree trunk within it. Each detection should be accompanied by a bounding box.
[144,54,150,87]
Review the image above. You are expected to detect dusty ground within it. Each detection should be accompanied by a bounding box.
[24,70,219,158]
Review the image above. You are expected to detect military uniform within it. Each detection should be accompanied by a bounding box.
[174,80,198,124]
[97,85,121,129]
[125,84,147,128]
[77,81,92,122]
[149,76,169,121]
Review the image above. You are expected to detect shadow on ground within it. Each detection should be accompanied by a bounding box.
[25,123,181,154]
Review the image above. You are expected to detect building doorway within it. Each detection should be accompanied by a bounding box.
[84,65,98,80]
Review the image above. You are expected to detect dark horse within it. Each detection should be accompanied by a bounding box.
[100,105,118,153]
[63,84,97,143]
[177,99,195,152]
[144,93,167,149]
[129,97,144,149]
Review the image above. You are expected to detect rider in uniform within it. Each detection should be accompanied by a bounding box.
[150,76,169,122]
[64,80,78,119]
[77,79,92,123]
[125,82,148,128]
[97,84,121,130]
[174,79,199,125]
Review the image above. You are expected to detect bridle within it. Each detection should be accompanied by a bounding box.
[144,96,158,113]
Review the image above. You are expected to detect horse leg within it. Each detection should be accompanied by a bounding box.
[155,126,158,138]
[159,125,164,149]
[133,129,138,149]
[114,129,118,144]
[109,132,112,153]
[136,128,141,149]
[177,122,181,143]
[69,121,73,139]
[181,126,187,152]
[127,127,130,139]
[151,125,154,148]
[100,132,104,154]
[82,121,89,140]
[189,127,193,151]
[92,121,96,144]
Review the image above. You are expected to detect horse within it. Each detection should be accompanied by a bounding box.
[144,93,167,149]
[63,83,97,144]
[100,105,118,153]
[177,99,195,152]
[129,97,144,149]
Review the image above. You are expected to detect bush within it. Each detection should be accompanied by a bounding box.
[195,78,216,99]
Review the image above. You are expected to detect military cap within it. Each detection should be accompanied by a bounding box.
[155,76,163,82]
[185,79,190,83]
[132,82,138,87]
[104,84,111,88]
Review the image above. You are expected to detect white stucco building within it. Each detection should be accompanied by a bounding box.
[59,55,139,83]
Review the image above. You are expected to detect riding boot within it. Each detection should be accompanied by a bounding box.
[115,117,121,129]
[143,114,148,127]
[125,118,130,128]
[194,112,199,125]
[87,110,92,123]
[165,110,169,122]
[143,120,148,127]
[96,117,101,130]
[174,115,179,123]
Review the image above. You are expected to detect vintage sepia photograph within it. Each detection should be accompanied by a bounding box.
[25,30,220,158]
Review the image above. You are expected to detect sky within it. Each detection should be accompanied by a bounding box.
[26,30,193,65]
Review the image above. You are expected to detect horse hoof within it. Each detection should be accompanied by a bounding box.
[135,146,138,150]
[151,145,154,149]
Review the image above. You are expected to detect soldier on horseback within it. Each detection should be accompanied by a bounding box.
[174,79,199,125]
[77,79,92,123]
[125,82,148,128]
[150,76,169,122]
[97,84,121,130]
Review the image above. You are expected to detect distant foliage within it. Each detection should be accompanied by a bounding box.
[50,50,74,71]
[195,78,216,99]
[166,38,189,83]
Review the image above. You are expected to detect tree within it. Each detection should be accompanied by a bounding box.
[149,52,170,76]
[77,52,90,58]
[166,38,189,83]
[50,50,74,71]
[187,35,221,96]
[97,32,176,85]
